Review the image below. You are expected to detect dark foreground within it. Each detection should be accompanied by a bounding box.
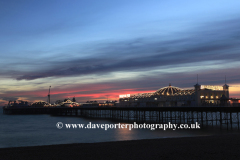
[1,134,240,160]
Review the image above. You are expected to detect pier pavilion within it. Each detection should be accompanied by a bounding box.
[119,83,229,107]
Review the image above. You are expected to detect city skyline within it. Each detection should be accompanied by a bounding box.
[1,0,240,105]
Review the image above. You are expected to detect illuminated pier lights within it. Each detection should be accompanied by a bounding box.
[119,83,237,107]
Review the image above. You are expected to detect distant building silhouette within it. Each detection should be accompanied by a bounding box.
[72,97,76,102]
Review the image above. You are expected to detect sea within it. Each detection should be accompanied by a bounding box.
[0,108,238,148]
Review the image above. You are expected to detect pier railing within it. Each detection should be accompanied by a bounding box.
[3,106,240,130]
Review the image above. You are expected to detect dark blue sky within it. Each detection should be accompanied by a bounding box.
[1,0,240,104]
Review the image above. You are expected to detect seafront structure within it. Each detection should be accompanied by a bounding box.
[119,82,230,107]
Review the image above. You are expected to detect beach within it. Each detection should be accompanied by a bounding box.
[1,134,240,160]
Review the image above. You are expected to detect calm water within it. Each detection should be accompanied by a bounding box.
[0,109,237,148]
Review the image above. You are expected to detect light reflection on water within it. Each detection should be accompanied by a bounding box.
[0,111,238,148]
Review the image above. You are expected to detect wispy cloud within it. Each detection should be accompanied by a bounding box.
[8,17,240,81]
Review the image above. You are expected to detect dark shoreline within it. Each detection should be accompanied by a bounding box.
[1,134,240,160]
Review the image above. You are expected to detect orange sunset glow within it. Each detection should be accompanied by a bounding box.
[1,0,240,106]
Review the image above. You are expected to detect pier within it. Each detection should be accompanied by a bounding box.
[3,106,240,130]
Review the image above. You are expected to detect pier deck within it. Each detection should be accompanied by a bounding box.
[3,106,240,130]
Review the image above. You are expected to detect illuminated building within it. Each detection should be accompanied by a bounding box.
[83,100,118,107]
[119,82,230,107]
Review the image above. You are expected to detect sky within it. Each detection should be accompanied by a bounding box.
[1,0,240,105]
